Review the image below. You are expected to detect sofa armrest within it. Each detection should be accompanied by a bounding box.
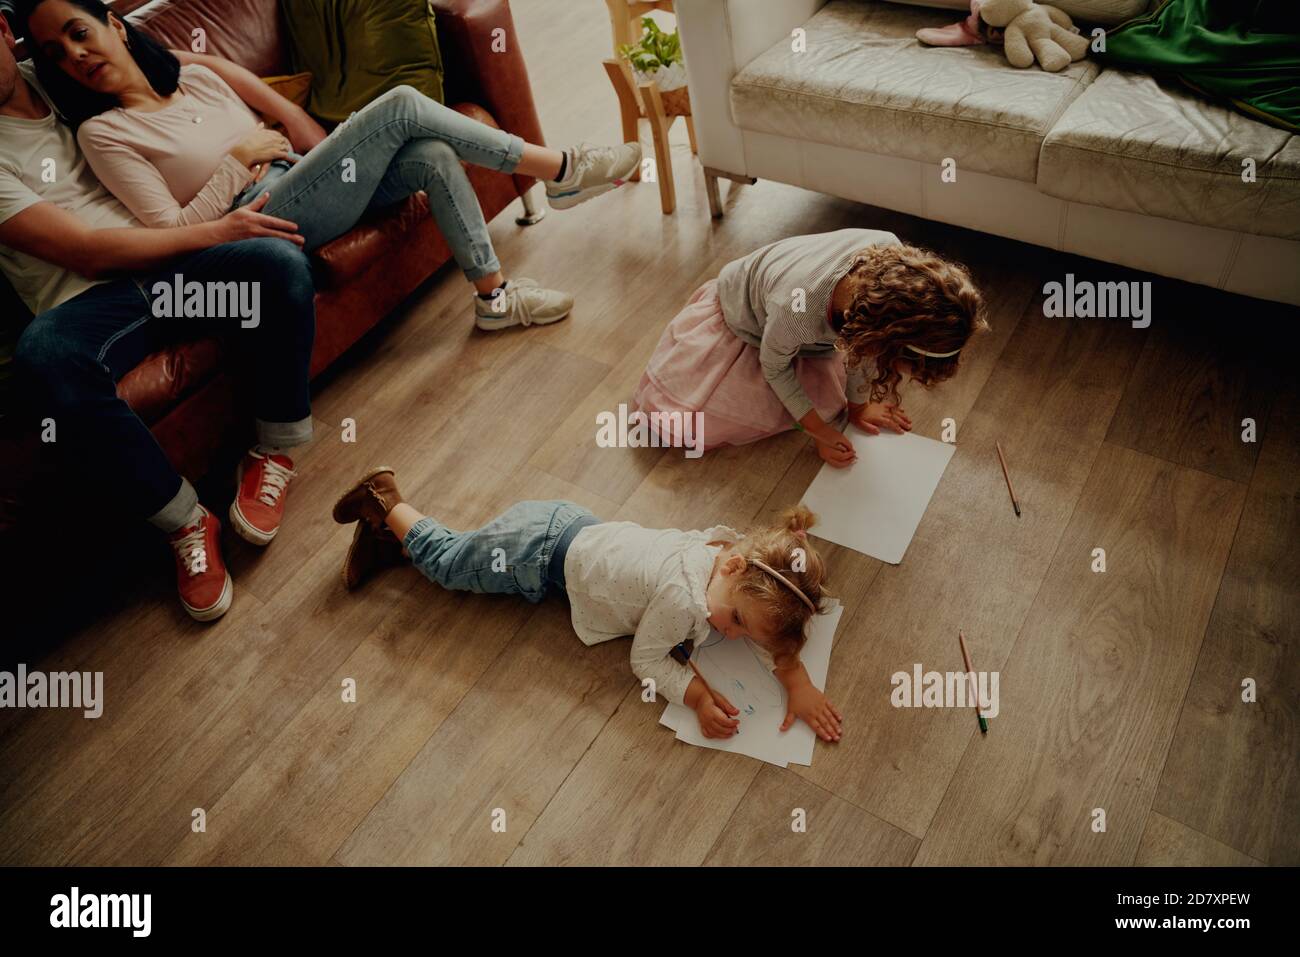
[676,0,826,177]
[431,0,544,198]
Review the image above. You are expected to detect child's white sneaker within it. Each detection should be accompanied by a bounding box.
[473,278,574,331]
[545,142,642,210]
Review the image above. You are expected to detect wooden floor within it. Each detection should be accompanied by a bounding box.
[1,0,1295,866]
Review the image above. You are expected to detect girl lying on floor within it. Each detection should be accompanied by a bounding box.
[634,228,988,466]
[332,469,844,743]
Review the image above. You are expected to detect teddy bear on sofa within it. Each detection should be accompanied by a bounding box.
[979,0,1090,72]
[917,0,1090,73]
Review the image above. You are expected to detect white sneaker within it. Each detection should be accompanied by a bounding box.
[545,142,642,210]
[473,278,574,331]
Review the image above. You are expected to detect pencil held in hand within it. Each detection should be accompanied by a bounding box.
[995,441,1020,517]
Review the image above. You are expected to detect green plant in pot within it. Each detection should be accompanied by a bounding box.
[618,16,689,113]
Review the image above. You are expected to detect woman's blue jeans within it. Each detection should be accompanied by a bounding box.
[234,85,525,281]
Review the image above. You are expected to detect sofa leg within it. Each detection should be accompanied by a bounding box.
[703,167,757,219]
[515,185,546,226]
[705,169,723,218]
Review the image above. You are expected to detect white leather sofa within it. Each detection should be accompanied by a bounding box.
[676,0,1300,305]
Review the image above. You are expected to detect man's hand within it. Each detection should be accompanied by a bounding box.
[210,193,304,246]
[781,682,843,742]
[849,401,912,436]
[0,198,303,280]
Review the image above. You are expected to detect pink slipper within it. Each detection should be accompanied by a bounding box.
[917,0,985,47]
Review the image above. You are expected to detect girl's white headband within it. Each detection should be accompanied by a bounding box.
[906,344,962,358]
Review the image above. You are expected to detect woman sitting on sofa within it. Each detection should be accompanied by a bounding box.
[20,0,641,332]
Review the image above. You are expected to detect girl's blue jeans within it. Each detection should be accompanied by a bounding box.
[404,501,601,602]
[234,85,525,281]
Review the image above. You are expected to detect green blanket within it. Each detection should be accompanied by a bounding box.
[1101,0,1300,132]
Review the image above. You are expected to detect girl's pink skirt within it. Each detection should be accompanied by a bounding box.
[633,280,847,451]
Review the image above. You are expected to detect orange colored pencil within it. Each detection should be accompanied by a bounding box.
[686,658,716,699]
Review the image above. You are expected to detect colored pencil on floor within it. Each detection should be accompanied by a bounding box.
[958,630,988,734]
[995,440,1021,517]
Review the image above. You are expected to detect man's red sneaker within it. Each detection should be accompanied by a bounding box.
[230,449,297,545]
[168,506,233,622]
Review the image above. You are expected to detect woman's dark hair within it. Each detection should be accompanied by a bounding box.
[18,0,179,129]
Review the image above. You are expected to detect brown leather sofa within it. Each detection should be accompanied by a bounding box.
[0,0,544,574]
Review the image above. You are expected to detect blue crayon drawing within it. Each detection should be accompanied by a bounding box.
[693,631,785,725]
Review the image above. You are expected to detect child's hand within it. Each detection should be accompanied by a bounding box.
[781,684,843,742]
[695,691,740,739]
[815,433,857,468]
[850,402,912,436]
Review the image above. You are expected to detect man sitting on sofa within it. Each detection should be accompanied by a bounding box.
[0,10,317,622]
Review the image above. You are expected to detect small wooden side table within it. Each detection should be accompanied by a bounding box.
[603,0,698,214]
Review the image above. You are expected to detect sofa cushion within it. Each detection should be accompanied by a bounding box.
[282,0,445,123]
[129,0,290,76]
[251,71,313,139]
[1051,0,1151,25]
[314,193,433,288]
[877,0,967,11]
[729,0,1100,183]
[879,1,1151,26]
[1039,68,1300,240]
[116,338,225,426]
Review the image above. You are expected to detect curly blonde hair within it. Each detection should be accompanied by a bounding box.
[732,505,829,668]
[833,243,988,404]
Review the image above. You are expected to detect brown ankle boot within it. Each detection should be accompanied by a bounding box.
[332,466,404,529]
[342,520,406,590]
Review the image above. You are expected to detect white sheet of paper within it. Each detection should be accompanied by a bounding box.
[659,602,843,767]
[800,429,955,563]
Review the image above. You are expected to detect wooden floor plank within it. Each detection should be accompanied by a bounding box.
[526,318,674,505]
[1152,386,1300,865]
[505,685,762,866]
[704,766,917,866]
[336,599,630,866]
[1135,812,1263,867]
[164,585,538,866]
[913,444,1244,865]
[0,551,388,864]
[1105,281,1283,484]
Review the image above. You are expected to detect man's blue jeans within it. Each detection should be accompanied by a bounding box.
[14,238,315,531]
[234,85,525,281]
[405,501,601,602]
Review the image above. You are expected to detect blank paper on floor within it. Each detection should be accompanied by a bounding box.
[800,429,955,563]
[659,602,843,767]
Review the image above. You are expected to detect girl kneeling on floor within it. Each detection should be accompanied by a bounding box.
[333,469,843,743]
[634,228,987,466]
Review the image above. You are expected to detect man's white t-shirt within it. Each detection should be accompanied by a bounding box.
[0,62,139,315]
